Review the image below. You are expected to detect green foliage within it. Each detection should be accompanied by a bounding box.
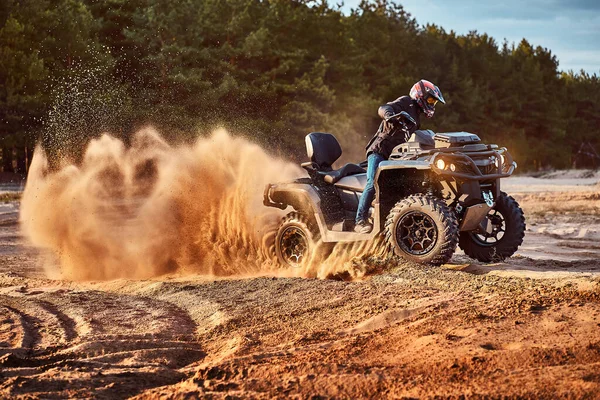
[1,0,599,170]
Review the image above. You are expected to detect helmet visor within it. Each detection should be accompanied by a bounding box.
[426,96,438,106]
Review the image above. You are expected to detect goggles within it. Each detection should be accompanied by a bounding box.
[426,96,438,106]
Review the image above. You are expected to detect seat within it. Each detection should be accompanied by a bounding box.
[305,132,365,184]
[333,172,367,191]
[321,163,365,184]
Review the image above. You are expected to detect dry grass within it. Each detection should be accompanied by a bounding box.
[0,192,21,203]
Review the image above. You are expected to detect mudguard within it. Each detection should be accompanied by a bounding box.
[264,182,321,215]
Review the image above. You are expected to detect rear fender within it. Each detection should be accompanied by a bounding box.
[264,182,330,237]
[264,182,320,215]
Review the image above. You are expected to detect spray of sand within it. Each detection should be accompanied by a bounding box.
[21,128,295,279]
[21,128,388,281]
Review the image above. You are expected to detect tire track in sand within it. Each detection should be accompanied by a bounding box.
[0,284,207,399]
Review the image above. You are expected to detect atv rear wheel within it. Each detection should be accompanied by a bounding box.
[385,194,459,265]
[459,192,525,262]
[275,212,332,268]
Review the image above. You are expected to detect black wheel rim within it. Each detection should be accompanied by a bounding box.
[471,209,506,246]
[396,211,438,256]
[279,226,309,267]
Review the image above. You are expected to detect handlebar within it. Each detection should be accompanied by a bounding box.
[387,111,417,128]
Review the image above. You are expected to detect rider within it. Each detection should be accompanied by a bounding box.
[354,79,445,233]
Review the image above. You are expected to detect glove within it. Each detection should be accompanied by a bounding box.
[386,117,408,138]
[385,115,400,127]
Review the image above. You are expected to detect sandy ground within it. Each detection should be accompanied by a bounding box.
[1,172,600,399]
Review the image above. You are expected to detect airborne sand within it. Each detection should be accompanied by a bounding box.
[1,133,600,398]
[20,128,387,281]
[20,128,300,280]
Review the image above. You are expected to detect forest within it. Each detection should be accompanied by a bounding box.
[1,0,599,172]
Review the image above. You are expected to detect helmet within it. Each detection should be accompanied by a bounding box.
[409,79,445,118]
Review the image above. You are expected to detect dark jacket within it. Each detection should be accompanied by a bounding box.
[366,96,421,159]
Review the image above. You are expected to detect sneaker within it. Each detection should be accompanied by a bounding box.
[354,220,373,234]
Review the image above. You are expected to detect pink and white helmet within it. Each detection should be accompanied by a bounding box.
[409,79,445,118]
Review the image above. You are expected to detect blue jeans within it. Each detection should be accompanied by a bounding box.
[355,152,385,224]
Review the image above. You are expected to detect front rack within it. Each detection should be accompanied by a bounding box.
[428,147,517,181]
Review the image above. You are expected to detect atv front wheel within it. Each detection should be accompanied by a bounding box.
[385,194,459,265]
[459,192,525,262]
[275,212,332,268]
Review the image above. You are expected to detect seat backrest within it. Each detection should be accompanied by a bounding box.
[305,132,342,171]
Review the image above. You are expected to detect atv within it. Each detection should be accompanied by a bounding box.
[264,112,526,267]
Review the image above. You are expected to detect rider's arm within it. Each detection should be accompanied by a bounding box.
[378,104,395,121]
[378,103,403,137]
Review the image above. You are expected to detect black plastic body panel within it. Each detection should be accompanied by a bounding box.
[337,188,360,212]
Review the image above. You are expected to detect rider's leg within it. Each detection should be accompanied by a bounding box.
[355,152,385,225]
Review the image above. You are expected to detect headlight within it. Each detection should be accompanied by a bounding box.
[492,156,502,169]
[499,154,505,167]
[436,159,446,170]
[450,163,456,172]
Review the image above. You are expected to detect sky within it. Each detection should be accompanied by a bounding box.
[336,0,600,74]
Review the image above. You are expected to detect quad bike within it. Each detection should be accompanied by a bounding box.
[264,112,526,267]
